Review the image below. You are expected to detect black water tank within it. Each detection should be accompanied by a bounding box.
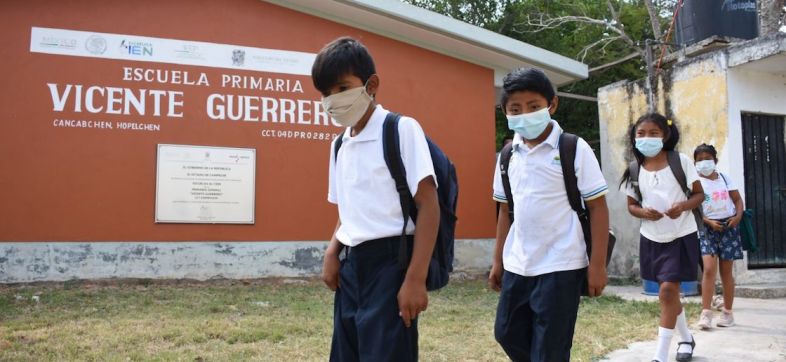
[675,0,759,46]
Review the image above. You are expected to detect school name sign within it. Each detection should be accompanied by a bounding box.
[31,27,341,141]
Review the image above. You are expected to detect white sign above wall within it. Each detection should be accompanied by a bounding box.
[30,26,316,76]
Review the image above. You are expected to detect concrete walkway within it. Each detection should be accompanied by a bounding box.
[602,286,786,362]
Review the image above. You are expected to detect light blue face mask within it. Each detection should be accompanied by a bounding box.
[635,137,664,157]
[695,160,716,176]
[507,107,552,140]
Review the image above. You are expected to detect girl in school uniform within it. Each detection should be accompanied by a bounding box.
[693,143,744,330]
[620,113,704,362]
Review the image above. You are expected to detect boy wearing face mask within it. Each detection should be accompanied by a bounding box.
[693,144,744,330]
[313,37,440,362]
[489,68,609,362]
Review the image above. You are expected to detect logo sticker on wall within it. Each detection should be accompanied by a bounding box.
[120,39,154,57]
[85,35,107,55]
[232,49,245,67]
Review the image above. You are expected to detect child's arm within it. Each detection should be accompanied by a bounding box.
[665,180,704,219]
[585,196,609,297]
[398,176,439,328]
[627,196,664,220]
[321,219,342,291]
[727,190,745,227]
[489,202,511,292]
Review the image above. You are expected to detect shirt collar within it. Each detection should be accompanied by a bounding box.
[340,104,386,143]
[512,120,562,151]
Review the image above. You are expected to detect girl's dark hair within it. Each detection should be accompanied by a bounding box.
[693,143,718,161]
[619,112,681,187]
[500,68,555,108]
[311,37,376,96]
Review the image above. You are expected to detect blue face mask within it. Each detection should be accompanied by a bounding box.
[507,107,552,140]
[635,137,664,157]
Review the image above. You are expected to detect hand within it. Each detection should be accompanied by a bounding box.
[642,208,664,221]
[727,214,742,228]
[704,219,724,232]
[586,264,608,297]
[665,203,685,219]
[488,261,504,292]
[397,279,428,328]
[321,251,340,291]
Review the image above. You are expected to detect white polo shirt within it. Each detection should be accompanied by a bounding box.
[328,105,436,247]
[492,121,608,277]
[625,153,699,243]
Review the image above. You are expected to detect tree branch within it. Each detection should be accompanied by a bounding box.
[607,0,620,23]
[518,14,644,56]
[577,36,622,62]
[644,0,663,40]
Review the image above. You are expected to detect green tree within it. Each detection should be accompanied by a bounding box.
[405,0,675,152]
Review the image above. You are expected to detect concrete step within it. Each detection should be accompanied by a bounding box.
[735,283,786,299]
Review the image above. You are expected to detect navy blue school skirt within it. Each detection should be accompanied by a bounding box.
[640,232,700,283]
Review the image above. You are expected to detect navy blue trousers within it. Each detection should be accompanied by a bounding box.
[330,237,417,362]
[494,268,586,362]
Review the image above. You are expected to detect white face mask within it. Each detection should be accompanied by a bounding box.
[695,160,716,176]
[506,107,552,140]
[321,82,373,128]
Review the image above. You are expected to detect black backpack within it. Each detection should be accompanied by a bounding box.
[333,112,458,291]
[628,151,703,230]
[499,133,615,294]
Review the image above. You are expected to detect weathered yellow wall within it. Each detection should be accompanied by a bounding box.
[669,57,729,156]
[600,55,729,178]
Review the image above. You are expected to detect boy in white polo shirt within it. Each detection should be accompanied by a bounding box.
[312,37,440,362]
[489,68,610,362]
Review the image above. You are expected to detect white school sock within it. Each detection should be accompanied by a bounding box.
[676,309,693,342]
[654,327,674,362]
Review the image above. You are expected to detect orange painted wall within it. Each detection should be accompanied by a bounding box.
[0,0,496,241]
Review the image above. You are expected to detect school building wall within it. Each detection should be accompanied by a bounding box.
[0,0,499,282]
[598,35,786,282]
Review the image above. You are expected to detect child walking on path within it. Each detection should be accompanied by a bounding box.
[621,113,704,362]
[490,68,610,362]
[693,144,745,330]
[314,37,440,362]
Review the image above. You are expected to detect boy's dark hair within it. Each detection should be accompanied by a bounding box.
[619,112,681,186]
[693,143,718,161]
[311,37,376,96]
[500,68,555,108]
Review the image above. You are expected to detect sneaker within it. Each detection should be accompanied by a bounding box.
[697,309,713,330]
[711,295,724,311]
[717,309,735,327]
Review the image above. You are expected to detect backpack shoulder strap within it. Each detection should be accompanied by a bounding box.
[667,150,690,194]
[559,133,594,260]
[628,160,642,202]
[499,142,515,222]
[667,150,704,229]
[382,112,415,215]
[719,172,729,187]
[332,130,346,164]
[559,133,584,215]
[382,112,417,268]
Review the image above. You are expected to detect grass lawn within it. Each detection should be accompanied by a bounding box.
[0,278,698,361]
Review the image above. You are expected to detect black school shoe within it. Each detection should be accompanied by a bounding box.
[675,337,696,362]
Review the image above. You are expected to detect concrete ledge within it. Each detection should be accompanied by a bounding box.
[0,239,494,283]
[736,283,786,299]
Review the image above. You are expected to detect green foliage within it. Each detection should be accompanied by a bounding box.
[405,0,675,153]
